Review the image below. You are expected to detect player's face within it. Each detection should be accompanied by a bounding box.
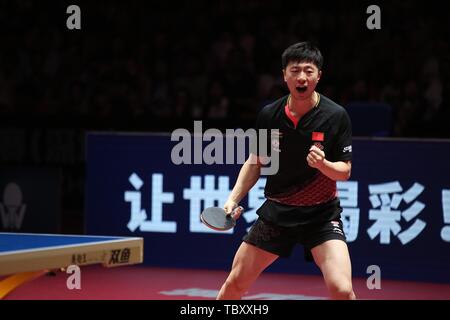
[283,61,321,100]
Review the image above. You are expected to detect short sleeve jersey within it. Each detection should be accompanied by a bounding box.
[251,93,353,224]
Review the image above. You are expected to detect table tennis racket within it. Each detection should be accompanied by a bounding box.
[200,206,243,231]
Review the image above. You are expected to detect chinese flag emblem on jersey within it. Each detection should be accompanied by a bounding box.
[312,132,324,142]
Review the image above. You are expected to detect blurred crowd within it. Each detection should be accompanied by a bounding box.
[1,0,449,137]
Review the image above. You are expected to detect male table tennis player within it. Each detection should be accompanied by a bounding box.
[217,42,356,300]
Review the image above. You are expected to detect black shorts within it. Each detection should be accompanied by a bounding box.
[242,217,346,261]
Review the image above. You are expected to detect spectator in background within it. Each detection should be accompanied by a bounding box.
[0,1,448,138]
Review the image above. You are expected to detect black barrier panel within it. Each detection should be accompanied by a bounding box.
[0,167,62,233]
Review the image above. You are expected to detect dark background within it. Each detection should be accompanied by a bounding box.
[0,0,449,233]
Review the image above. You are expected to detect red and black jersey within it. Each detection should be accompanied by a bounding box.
[251,93,353,226]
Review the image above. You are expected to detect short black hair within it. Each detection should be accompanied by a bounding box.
[281,42,323,70]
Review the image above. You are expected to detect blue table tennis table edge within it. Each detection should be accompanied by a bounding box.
[0,232,143,256]
[0,232,144,273]
[0,232,144,299]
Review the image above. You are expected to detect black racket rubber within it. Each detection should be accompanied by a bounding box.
[200,206,242,231]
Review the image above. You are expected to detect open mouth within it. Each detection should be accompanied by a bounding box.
[296,86,307,93]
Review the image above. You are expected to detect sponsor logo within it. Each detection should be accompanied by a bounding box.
[343,145,352,153]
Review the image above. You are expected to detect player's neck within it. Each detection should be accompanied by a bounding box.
[287,91,319,116]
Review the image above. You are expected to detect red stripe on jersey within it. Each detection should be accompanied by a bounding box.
[267,173,337,206]
[284,104,299,128]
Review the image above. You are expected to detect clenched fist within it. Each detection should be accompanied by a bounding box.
[307,145,326,169]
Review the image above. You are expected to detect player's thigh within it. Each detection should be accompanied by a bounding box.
[230,242,278,279]
[311,239,352,285]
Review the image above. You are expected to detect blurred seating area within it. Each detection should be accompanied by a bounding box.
[0,0,448,138]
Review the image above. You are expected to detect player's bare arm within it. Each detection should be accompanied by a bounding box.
[223,154,263,219]
[307,145,351,181]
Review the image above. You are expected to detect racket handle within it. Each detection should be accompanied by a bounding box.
[230,206,244,219]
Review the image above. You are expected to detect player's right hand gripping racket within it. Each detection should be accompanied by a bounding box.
[200,206,243,231]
